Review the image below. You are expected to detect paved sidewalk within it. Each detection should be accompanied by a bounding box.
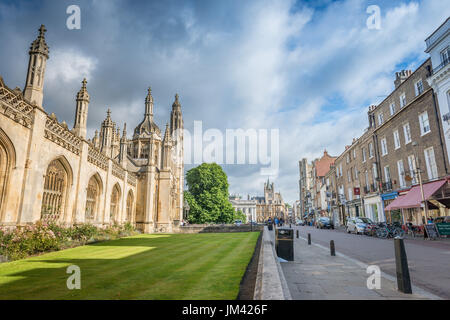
[276,230,437,300]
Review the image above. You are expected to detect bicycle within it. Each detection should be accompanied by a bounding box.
[375,222,405,239]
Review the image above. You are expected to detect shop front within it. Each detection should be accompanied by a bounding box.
[384,178,450,225]
[381,191,399,223]
[363,194,383,222]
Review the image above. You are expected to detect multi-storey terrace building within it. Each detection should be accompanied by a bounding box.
[426,17,450,167]
[298,158,312,217]
[309,150,336,221]
[326,58,450,226]
[370,59,448,224]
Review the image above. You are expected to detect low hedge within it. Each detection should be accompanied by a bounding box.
[0,221,138,261]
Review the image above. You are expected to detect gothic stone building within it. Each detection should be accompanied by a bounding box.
[0,25,184,233]
[254,180,286,222]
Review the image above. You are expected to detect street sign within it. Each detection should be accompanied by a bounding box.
[354,187,360,195]
[436,223,450,236]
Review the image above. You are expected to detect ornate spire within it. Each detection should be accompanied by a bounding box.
[29,24,49,58]
[145,86,154,116]
[163,123,171,141]
[172,93,181,110]
[76,78,90,101]
[102,108,113,126]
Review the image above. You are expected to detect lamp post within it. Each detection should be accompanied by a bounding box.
[412,142,429,225]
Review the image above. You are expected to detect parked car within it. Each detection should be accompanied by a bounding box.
[296,219,305,226]
[347,217,373,234]
[434,216,450,224]
[317,217,334,229]
[363,221,378,236]
[234,220,243,226]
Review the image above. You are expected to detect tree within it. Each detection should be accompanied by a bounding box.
[184,163,235,224]
[234,210,247,223]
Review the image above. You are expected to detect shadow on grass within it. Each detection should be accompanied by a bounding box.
[0,232,255,299]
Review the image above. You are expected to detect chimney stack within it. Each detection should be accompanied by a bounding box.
[394,70,412,88]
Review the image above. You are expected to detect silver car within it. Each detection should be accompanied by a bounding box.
[347,217,372,234]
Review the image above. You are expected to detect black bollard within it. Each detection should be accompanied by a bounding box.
[394,238,412,294]
[290,224,292,228]
[308,233,311,245]
[296,229,299,238]
[330,240,335,256]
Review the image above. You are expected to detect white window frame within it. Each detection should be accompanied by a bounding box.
[407,155,417,184]
[403,123,412,144]
[353,149,356,159]
[390,102,396,116]
[346,153,350,164]
[362,148,366,163]
[400,93,406,108]
[419,111,431,136]
[424,147,438,180]
[384,166,390,182]
[393,130,400,150]
[378,113,384,126]
[397,160,406,188]
[369,143,374,158]
[441,46,449,64]
[415,79,424,96]
[365,170,369,189]
[347,170,351,182]
[381,138,388,156]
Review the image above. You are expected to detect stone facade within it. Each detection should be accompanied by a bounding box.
[426,18,450,169]
[0,25,184,233]
[254,180,286,223]
[229,195,257,222]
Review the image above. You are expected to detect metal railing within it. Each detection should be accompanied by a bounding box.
[431,58,449,75]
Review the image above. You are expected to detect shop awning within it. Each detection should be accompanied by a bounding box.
[384,179,447,211]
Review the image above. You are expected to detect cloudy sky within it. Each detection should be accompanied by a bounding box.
[0,0,449,204]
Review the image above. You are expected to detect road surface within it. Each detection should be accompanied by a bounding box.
[293,225,450,299]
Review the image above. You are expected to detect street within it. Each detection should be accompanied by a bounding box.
[293,225,450,299]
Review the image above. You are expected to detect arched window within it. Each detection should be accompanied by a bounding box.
[41,159,69,222]
[110,183,121,222]
[85,174,102,223]
[0,130,15,218]
[126,190,134,222]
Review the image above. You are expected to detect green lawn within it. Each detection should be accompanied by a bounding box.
[0,232,259,300]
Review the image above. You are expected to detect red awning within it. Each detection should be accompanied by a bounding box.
[384,179,447,211]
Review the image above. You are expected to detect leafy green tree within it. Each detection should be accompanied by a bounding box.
[234,210,247,223]
[184,163,235,224]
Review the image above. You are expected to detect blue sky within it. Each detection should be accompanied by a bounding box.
[0,0,449,203]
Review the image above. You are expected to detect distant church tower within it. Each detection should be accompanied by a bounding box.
[24,25,49,108]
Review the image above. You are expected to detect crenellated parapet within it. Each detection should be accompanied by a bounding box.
[87,144,109,171]
[44,115,82,155]
[0,83,34,128]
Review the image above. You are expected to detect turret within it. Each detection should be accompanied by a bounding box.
[119,123,128,166]
[162,123,172,169]
[24,25,49,108]
[100,109,114,156]
[170,93,183,134]
[73,78,90,138]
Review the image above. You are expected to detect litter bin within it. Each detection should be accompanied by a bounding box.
[268,223,273,231]
[275,228,294,261]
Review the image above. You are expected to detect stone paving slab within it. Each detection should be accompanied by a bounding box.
[276,230,434,300]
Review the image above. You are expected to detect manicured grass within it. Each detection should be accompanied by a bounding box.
[0,232,259,300]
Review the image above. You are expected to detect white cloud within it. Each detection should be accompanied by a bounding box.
[46,48,97,84]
